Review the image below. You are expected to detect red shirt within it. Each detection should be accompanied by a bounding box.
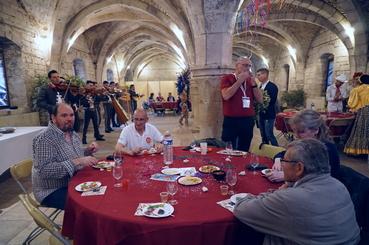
[220,74,255,117]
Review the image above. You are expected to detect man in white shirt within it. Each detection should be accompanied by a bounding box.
[326,74,348,112]
[115,108,164,156]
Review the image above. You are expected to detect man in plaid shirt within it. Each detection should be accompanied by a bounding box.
[32,103,99,209]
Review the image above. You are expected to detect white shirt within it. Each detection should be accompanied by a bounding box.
[260,80,270,90]
[326,84,347,112]
[117,123,163,150]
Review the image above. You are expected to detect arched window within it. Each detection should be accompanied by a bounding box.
[73,58,86,81]
[283,64,290,91]
[0,50,10,107]
[106,69,114,82]
[321,53,334,95]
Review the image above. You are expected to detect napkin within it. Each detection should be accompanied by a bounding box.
[217,199,236,213]
[150,173,180,182]
[81,186,107,196]
[135,202,164,216]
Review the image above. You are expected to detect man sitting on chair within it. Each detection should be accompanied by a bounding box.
[115,108,164,156]
[32,103,99,210]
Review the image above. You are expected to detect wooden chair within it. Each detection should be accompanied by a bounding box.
[250,143,285,159]
[18,194,71,245]
[10,159,62,244]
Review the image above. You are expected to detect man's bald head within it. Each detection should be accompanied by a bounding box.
[133,108,148,119]
[133,108,148,132]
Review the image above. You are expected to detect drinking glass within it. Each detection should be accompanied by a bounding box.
[112,165,123,187]
[226,169,237,195]
[225,141,233,159]
[114,152,123,166]
[166,182,178,205]
[250,155,260,175]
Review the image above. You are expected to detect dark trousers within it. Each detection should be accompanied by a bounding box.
[111,106,119,126]
[83,109,100,139]
[104,103,113,130]
[221,116,255,151]
[259,118,278,146]
[41,187,67,210]
[73,110,80,132]
[130,100,137,115]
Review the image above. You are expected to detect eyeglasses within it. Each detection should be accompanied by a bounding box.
[134,118,146,121]
[280,158,299,164]
[243,64,252,67]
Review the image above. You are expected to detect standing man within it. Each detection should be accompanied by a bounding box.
[129,84,143,116]
[37,70,65,115]
[32,103,99,209]
[221,57,263,151]
[256,68,279,146]
[102,81,114,132]
[326,74,348,112]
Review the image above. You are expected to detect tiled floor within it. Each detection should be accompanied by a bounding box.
[0,113,368,244]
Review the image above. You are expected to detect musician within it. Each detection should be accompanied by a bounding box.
[115,108,163,156]
[80,80,105,144]
[110,81,121,127]
[102,81,114,132]
[37,70,65,114]
[129,84,143,116]
[64,84,82,132]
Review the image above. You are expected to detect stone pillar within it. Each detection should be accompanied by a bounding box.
[187,0,241,139]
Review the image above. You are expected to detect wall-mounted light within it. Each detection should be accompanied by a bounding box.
[287,45,296,61]
[342,23,355,45]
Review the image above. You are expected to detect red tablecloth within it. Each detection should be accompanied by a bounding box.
[62,148,279,245]
[275,111,355,135]
[151,102,177,110]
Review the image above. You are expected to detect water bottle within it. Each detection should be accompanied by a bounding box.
[311,103,315,110]
[163,131,173,165]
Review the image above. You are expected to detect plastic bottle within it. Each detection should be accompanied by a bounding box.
[163,131,173,165]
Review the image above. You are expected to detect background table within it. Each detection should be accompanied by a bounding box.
[0,127,45,174]
[62,148,279,245]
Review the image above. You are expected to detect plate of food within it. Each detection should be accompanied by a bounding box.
[75,181,102,192]
[178,176,202,186]
[161,168,181,175]
[142,203,174,218]
[230,193,248,204]
[216,150,247,157]
[261,169,273,176]
[199,165,220,174]
[92,161,114,169]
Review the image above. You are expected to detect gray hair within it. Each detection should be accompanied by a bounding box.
[290,109,330,141]
[287,138,330,175]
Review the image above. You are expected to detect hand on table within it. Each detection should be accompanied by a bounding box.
[154,143,163,153]
[266,170,284,183]
[73,156,98,167]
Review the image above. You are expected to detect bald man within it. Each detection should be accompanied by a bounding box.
[115,109,164,156]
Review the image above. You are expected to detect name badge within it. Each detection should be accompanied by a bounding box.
[242,96,250,108]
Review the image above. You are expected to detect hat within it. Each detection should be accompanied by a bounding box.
[359,74,369,84]
[235,57,252,66]
[335,74,347,82]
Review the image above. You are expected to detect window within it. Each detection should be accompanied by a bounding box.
[106,69,114,82]
[73,59,86,81]
[0,50,10,108]
[321,53,334,95]
[324,58,334,91]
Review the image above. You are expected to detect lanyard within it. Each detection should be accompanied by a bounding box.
[234,74,247,96]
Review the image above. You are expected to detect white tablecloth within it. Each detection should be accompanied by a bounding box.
[0,127,46,174]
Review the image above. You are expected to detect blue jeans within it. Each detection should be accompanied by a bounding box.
[41,187,68,210]
[259,118,278,146]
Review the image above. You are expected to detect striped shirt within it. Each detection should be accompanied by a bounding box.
[32,122,89,203]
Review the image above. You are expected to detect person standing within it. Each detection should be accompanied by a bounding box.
[129,84,143,115]
[220,57,263,151]
[102,81,114,132]
[256,68,279,146]
[326,74,348,112]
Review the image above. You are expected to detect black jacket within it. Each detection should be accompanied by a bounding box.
[37,86,65,114]
[259,81,278,119]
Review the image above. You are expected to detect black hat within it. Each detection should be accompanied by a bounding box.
[359,74,369,84]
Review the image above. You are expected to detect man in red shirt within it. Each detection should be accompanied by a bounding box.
[220,57,263,151]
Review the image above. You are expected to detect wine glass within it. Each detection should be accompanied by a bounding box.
[250,155,260,175]
[114,152,123,166]
[225,141,233,158]
[112,164,123,187]
[226,169,237,195]
[166,182,178,205]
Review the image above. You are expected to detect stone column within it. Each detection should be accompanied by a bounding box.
[187,0,241,139]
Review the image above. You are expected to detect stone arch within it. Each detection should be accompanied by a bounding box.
[72,58,87,81]
[0,37,27,110]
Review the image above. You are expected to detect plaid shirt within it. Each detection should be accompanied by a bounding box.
[32,122,89,203]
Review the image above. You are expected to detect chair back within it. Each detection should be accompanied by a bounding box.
[250,144,285,159]
[338,166,369,244]
[19,194,70,245]
[10,159,33,193]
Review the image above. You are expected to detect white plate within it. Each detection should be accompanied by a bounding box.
[261,169,272,176]
[75,181,102,192]
[161,168,181,175]
[198,165,220,174]
[230,193,248,204]
[216,150,247,157]
[92,161,114,169]
[178,176,202,186]
[142,203,174,218]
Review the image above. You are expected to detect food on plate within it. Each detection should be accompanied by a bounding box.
[80,182,98,191]
[93,161,113,169]
[199,165,220,173]
[178,176,202,185]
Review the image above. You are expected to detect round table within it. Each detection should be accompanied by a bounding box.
[62,148,279,245]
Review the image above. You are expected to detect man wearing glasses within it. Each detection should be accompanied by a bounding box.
[220,57,263,151]
[234,139,359,244]
[115,108,163,156]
